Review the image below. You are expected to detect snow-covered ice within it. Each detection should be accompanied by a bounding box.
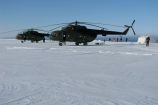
[0,39,158,105]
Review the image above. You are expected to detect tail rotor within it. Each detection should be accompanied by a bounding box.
[124,20,136,35]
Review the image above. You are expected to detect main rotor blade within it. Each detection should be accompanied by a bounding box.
[0,28,26,34]
[90,23,124,28]
[34,23,70,29]
[79,22,125,28]
[77,22,108,30]
[84,23,108,30]
[48,24,67,32]
[0,23,70,35]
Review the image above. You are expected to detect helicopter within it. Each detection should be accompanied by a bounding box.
[16,29,50,43]
[50,20,136,46]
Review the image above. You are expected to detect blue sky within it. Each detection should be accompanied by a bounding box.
[0,0,158,37]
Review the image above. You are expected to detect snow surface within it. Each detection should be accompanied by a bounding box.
[0,39,158,105]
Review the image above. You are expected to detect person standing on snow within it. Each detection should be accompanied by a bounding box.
[146,36,150,47]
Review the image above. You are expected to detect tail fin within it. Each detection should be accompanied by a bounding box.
[123,28,130,35]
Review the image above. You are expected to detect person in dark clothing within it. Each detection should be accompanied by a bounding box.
[146,37,150,47]
[120,37,122,42]
[117,38,118,42]
[43,37,45,43]
[126,38,128,42]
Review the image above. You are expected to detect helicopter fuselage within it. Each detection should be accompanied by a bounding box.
[50,25,97,45]
[16,30,49,43]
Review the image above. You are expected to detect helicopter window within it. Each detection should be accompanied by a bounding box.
[53,33,57,37]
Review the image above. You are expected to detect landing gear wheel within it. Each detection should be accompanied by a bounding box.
[59,42,63,46]
[75,42,79,46]
[83,42,87,46]
[43,39,45,43]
